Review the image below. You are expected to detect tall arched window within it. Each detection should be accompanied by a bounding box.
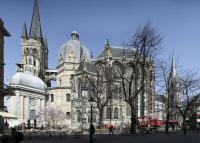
[26,48,30,54]
[66,112,71,119]
[34,60,36,66]
[50,94,54,102]
[113,84,119,100]
[77,79,82,98]
[77,110,82,123]
[126,104,131,116]
[114,107,118,119]
[66,94,70,102]
[29,57,32,65]
[106,107,111,119]
[59,79,62,86]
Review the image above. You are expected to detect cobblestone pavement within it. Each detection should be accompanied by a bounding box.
[20,130,200,143]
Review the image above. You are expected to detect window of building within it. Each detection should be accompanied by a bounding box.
[114,107,118,119]
[26,48,30,54]
[30,98,36,106]
[34,69,36,75]
[46,94,49,101]
[66,94,70,102]
[77,79,82,98]
[59,79,62,86]
[113,84,119,100]
[106,107,111,119]
[34,60,36,66]
[28,57,32,65]
[119,87,122,99]
[30,110,36,119]
[77,110,82,123]
[50,94,54,102]
[126,104,131,116]
[66,112,71,119]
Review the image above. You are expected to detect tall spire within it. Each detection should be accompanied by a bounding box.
[21,22,28,38]
[29,0,42,39]
[169,56,176,80]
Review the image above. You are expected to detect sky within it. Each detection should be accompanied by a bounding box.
[1,0,200,85]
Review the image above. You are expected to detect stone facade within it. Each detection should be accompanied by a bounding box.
[8,0,155,129]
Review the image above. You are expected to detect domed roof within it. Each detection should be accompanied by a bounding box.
[10,71,47,91]
[58,31,90,64]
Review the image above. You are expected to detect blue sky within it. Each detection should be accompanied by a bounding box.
[1,0,200,84]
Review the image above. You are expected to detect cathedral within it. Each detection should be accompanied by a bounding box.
[7,0,155,129]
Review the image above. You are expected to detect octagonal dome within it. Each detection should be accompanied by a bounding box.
[58,31,90,64]
[9,71,47,91]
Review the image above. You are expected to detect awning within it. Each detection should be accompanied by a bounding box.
[0,111,17,119]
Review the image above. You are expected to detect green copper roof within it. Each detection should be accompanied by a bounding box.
[29,0,42,39]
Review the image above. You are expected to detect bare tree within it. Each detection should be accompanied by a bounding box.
[114,23,162,134]
[158,60,181,134]
[82,61,119,127]
[175,72,200,136]
[38,105,66,129]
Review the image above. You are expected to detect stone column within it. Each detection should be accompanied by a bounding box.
[24,96,30,122]
[20,95,24,121]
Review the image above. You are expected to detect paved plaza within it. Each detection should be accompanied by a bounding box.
[20,130,200,143]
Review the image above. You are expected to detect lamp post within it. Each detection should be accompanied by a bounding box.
[110,98,112,124]
[88,97,95,143]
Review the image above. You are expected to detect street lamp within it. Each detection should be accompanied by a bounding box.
[88,97,95,143]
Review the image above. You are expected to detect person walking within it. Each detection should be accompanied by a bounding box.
[90,124,95,143]
[108,124,114,135]
[146,124,150,134]
[11,128,24,143]
[172,124,175,132]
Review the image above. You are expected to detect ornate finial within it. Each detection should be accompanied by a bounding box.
[104,39,112,60]
[105,39,110,49]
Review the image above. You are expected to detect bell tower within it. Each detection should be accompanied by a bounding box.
[21,0,48,81]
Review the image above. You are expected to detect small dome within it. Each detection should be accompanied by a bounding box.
[58,32,90,64]
[10,71,47,91]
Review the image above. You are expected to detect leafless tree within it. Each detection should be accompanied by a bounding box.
[175,72,200,136]
[114,23,162,134]
[158,60,181,134]
[82,61,119,127]
[38,105,66,129]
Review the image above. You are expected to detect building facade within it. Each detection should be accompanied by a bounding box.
[8,0,155,129]
[0,18,10,110]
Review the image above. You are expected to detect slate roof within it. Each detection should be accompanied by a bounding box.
[77,61,96,73]
[10,71,47,91]
[97,46,135,59]
[29,0,42,39]
[21,22,28,38]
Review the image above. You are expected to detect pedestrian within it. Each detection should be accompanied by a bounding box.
[11,127,24,143]
[90,124,95,143]
[172,124,175,132]
[108,124,114,135]
[146,124,150,134]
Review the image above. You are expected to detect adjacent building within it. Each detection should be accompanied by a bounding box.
[0,18,10,110]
